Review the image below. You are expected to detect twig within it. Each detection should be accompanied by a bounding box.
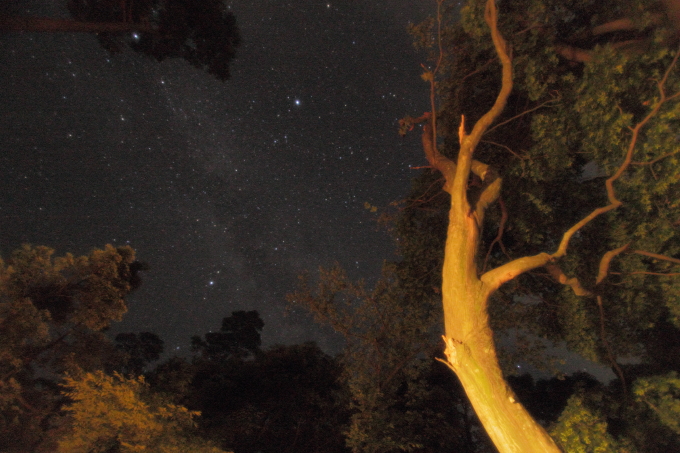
[481,140,525,159]
[485,95,560,135]
[633,249,680,265]
[596,295,627,400]
[482,197,510,272]
[552,46,680,260]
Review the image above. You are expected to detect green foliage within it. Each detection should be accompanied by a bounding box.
[58,370,228,453]
[549,395,634,453]
[634,372,680,435]
[297,0,680,450]
[0,244,145,452]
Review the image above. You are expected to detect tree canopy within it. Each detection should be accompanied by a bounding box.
[0,246,349,452]
[291,0,680,451]
[0,244,146,452]
[58,370,228,453]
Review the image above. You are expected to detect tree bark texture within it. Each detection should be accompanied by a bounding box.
[428,1,562,451]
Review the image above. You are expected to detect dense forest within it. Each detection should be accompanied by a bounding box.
[2,0,680,452]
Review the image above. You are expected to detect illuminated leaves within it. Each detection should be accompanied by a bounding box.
[549,395,633,453]
[0,244,145,451]
[634,372,680,435]
[58,370,228,453]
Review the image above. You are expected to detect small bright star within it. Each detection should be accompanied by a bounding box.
[294,99,301,106]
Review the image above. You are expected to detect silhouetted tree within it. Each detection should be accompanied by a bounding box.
[191,310,264,361]
[150,314,350,453]
[0,0,240,81]
[114,331,164,375]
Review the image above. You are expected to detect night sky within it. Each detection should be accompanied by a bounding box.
[0,0,436,354]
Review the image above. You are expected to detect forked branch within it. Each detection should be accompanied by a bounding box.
[553,46,680,260]
[482,46,680,292]
[450,0,512,214]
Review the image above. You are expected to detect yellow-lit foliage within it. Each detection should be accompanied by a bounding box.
[549,395,634,453]
[58,370,229,453]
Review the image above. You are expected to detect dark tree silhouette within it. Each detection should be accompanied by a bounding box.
[114,331,164,375]
[191,310,264,361]
[0,0,240,81]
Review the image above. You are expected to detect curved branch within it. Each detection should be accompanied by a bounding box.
[597,244,630,285]
[450,0,513,213]
[463,0,513,152]
[545,264,593,296]
[481,252,551,294]
[552,47,680,260]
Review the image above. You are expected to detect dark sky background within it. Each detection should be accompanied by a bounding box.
[0,0,435,355]
[0,0,612,380]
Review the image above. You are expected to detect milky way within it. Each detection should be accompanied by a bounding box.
[0,0,433,354]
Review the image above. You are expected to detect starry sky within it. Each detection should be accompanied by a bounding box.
[0,0,436,354]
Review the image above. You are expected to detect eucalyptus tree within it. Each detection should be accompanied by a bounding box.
[293,0,680,451]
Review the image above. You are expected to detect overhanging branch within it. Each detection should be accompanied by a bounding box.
[0,16,156,34]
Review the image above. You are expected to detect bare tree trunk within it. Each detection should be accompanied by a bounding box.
[419,1,563,451]
[439,209,561,453]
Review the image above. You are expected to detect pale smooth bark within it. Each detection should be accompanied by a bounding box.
[428,1,562,451]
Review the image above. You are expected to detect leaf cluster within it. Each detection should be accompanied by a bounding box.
[0,244,146,452]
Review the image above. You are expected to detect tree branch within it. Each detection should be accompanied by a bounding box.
[552,46,680,260]
[463,0,513,153]
[633,249,680,265]
[596,295,627,399]
[592,18,637,35]
[481,252,552,294]
[596,244,630,285]
[450,0,512,214]
[485,93,560,136]
[545,263,593,296]
[554,44,592,63]
[482,197,509,273]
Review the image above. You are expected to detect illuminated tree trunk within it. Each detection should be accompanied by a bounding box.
[439,193,560,452]
[422,1,562,451]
